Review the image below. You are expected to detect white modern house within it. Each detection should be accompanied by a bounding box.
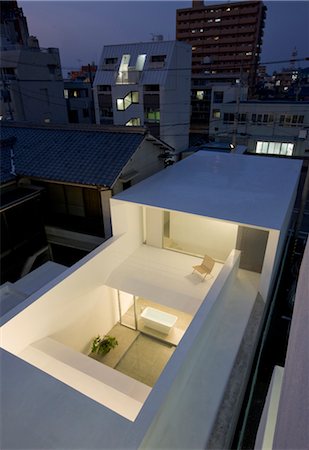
[0,151,302,449]
[93,41,192,151]
[209,100,309,156]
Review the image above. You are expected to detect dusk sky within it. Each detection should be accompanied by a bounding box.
[19,1,309,76]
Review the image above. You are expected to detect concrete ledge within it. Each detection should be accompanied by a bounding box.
[20,337,151,421]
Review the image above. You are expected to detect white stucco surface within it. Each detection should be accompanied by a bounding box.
[114,152,302,230]
[107,245,224,315]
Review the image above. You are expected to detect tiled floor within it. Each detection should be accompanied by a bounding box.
[115,334,175,387]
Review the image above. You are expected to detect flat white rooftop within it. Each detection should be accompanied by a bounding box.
[115,152,302,230]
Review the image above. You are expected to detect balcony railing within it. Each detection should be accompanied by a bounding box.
[116,70,141,85]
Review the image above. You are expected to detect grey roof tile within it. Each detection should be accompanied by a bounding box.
[0,126,145,187]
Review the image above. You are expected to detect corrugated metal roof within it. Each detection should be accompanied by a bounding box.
[94,41,187,87]
[0,125,145,187]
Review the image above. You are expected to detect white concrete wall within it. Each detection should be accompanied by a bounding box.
[139,250,242,449]
[145,208,164,248]
[1,201,143,354]
[169,211,238,261]
[51,285,119,354]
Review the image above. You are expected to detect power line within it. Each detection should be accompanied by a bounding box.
[1,55,308,72]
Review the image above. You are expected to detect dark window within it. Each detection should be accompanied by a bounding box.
[105,57,118,64]
[144,84,160,92]
[97,85,111,92]
[213,91,224,103]
[151,55,166,63]
[223,113,235,123]
[83,108,89,118]
[238,113,247,123]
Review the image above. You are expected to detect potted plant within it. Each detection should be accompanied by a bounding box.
[91,335,118,357]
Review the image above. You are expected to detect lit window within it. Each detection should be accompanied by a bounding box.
[116,91,139,111]
[256,141,294,156]
[245,52,252,56]
[125,118,141,126]
[212,109,221,119]
[226,7,231,11]
[215,18,221,22]
[145,109,160,122]
[117,99,124,111]
[200,28,204,32]
[64,89,68,99]
[196,90,204,100]
[214,36,219,40]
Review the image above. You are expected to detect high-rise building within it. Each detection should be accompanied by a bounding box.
[176,0,267,90]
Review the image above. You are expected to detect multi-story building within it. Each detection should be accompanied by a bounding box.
[191,73,248,133]
[64,80,95,124]
[0,1,67,123]
[176,0,267,91]
[93,41,192,151]
[209,100,309,156]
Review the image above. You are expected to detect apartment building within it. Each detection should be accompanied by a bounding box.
[1,151,302,449]
[93,41,192,151]
[209,100,309,156]
[0,1,67,123]
[64,80,95,124]
[176,0,266,90]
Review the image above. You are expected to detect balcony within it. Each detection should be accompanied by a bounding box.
[116,69,141,85]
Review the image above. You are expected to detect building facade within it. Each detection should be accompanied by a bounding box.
[64,80,95,124]
[209,100,309,156]
[176,0,266,91]
[0,1,67,123]
[93,41,192,151]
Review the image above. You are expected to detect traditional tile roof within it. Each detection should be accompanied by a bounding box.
[0,124,146,187]
[0,137,16,184]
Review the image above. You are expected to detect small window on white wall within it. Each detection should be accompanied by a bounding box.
[256,141,294,156]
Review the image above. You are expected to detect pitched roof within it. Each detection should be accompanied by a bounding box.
[0,125,146,187]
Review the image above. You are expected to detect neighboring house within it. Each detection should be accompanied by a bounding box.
[0,151,302,449]
[1,123,171,279]
[0,137,48,282]
[0,1,67,123]
[93,40,192,152]
[209,100,309,156]
[64,80,95,124]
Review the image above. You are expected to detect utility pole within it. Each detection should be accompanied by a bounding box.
[231,65,243,151]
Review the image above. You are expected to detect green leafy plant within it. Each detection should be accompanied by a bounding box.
[91,335,118,356]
